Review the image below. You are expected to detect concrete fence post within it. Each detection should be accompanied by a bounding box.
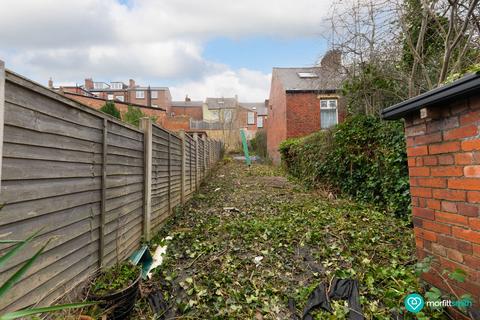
[168,132,172,213]
[99,118,108,267]
[178,130,186,204]
[203,136,207,175]
[139,117,152,242]
[0,60,5,189]
[193,133,199,191]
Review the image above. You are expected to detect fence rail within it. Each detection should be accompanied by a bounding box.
[0,68,223,312]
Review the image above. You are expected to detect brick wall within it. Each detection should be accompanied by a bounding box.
[266,75,287,164]
[171,106,203,120]
[286,92,321,138]
[405,95,480,312]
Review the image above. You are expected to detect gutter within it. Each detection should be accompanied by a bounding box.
[382,72,480,120]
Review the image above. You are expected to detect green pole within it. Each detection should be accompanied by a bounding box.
[240,129,251,166]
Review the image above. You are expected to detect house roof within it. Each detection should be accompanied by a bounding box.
[63,92,167,111]
[239,102,268,116]
[382,72,480,120]
[171,100,203,108]
[273,66,343,92]
[205,97,237,109]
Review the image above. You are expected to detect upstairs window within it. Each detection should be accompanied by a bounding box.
[136,90,145,99]
[116,96,124,102]
[257,116,264,128]
[320,99,338,129]
[107,94,114,100]
[151,91,158,99]
[247,112,255,125]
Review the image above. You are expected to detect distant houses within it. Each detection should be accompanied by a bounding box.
[266,50,345,164]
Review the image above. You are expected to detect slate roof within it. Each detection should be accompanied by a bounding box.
[171,100,203,107]
[239,102,268,116]
[273,66,343,92]
[205,97,237,109]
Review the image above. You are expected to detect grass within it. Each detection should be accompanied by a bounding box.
[131,161,444,319]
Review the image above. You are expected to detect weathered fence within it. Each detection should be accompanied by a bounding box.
[0,67,223,312]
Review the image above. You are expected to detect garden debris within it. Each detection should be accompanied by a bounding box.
[129,245,153,279]
[300,278,363,320]
[146,237,173,278]
[223,207,240,212]
[214,187,221,192]
[147,289,168,317]
[253,256,263,266]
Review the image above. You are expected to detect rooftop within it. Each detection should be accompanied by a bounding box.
[273,66,343,92]
[205,97,238,109]
[382,72,480,120]
[239,102,268,115]
[171,100,203,108]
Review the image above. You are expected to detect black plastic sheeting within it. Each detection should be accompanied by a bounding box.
[290,278,364,320]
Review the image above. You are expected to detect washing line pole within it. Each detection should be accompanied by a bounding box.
[240,129,251,166]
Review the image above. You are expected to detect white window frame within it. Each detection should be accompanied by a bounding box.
[257,116,263,128]
[320,99,338,129]
[247,112,255,125]
[107,94,114,100]
[136,90,145,99]
[151,90,158,99]
[111,82,123,89]
[116,96,124,102]
[152,104,158,108]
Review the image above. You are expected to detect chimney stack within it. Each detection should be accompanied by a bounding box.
[129,79,136,88]
[48,78,53,89]
[185,94,191,102]
[84,78,94,90]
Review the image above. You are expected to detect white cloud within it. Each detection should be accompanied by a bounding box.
[171,68,271,102]
[0,0,332,101]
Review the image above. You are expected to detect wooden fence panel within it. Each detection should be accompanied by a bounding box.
[0,69,223,313]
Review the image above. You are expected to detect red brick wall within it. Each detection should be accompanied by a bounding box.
[286,93,320,138]
[405,95,480,310]
[266,75,287,164]
[171,106,203,120]
[64,93,166,126]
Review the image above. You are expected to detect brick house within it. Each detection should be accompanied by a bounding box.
[382,72,480,318]
[266,58,345,164]
[51,78,172,112]
[171,97,203,120]
[62,92,167,126]
[240,101,268,135]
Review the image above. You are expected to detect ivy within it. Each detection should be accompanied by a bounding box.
[279,115,410,218]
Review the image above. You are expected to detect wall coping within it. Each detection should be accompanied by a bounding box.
[382,72,480,120]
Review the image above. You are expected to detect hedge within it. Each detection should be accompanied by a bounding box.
[279,115,410,218]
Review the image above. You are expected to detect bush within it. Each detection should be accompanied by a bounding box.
[250,129,268,159]
[280,115,410,217]
[100,101,121,119]
[124,106,157,127]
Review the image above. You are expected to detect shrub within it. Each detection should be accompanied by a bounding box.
[279,115,410,217]
[124,106,157,127]
[250,129,268,159]
[99,101,121,119]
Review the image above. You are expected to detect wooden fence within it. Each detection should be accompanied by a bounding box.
[0,67,223,313]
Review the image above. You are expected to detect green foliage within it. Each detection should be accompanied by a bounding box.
[99,101,121,119]
[90,261,140,296]
[250,129,268,159]
[0,231,96,319]
[123,106,157,127]
[280,115,410,217]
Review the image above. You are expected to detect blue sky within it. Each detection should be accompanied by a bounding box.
[0,0,333,101]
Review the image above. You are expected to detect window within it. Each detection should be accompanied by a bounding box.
[151,91,158,99]
[297,72,318,78]
[247,112,255,125]
[136,90,145,99]
[107,94,114,100]
[111,82,123,89]
[116,96,124,102]
[152,104,158,108]
[320,99,338,129]
[224,109,233,122]
[211,110,219,120]
[257,116,264,128]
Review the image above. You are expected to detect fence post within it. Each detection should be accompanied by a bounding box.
[0,60,5,189]
[139,118,152,242]
[203,136,207,177]
[179,130,186,204]
[99,118,108,267]
[168,132,172,213]
[193,133,199,191]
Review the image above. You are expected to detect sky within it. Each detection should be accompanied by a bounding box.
[0,0,333,101]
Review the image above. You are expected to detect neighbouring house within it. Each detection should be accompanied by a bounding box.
[240,101,268,139]
[50,78,172,112]
[266,50,345,164]
[62,92,167,126]
[171,96,203,120]
[382,72,480,318]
